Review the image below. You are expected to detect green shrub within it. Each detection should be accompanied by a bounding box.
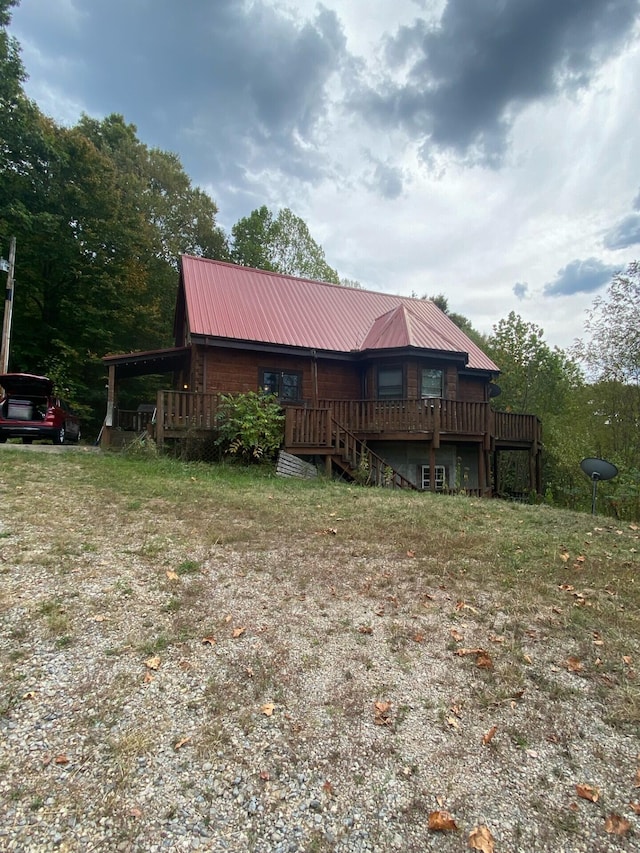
[215,392,284,464]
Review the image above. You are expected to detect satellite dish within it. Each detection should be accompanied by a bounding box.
[580,457,618,515]
[488,382,501,398]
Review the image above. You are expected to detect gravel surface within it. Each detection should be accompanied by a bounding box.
[0,456,639,852]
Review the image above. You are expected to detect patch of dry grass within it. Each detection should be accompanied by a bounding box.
[1,448,639,849]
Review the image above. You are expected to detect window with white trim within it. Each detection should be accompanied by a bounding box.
[421,464,446,491]
[421,368,443,398]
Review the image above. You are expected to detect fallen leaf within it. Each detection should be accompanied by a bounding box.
[224,614,232,623]
[455,600,479,614]
[129,807,142,819]
[482,725,498,745]
[232,626,246,638]
[428,810,458,831]
[559,551,570,562]
[144,656,161,670]
[576,783,600,802]
[469,824,495,852]
[259,770,270,781]
[406,549,416,558]
[488,633,505,644]
[455,647,485,657]
[450,629,464,643]
[93,614,107,622]
[623,655,633,665]
[604,814,631,835]
[322,779,335,796]
[413,632,425,643]
[629,802,640,815]
[358,625,373,635]
[201,635,216,646]
[566,656,583,673]
[143,671,154,683]
[22,691,36,700]
[54,754,69,765]
[476,651,494,669]
[174,736,191,751]
[166,570,179,581]
[373,700,392,726]
[261,702,275,716]
[446,716,460,730]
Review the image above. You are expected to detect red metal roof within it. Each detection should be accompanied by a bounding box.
[180,255,499,372]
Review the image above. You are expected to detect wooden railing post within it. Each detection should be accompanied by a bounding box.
[156,390,165,449]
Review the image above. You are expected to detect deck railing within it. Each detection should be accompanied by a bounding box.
[326,398,491,436]
[493,411,541,444]
[113,393,540,450]
[285,399,540,449]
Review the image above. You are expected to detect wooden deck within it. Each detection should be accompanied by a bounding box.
[112,393,541,453]
[284,399,541,452]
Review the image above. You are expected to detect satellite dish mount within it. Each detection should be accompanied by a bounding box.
[580,458,618,515]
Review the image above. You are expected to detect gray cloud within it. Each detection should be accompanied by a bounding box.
[365,159,405,199]
[355,0,640,164]
[603,212,640,249]
[543,257,618,296]
[11,0,348,218]
[513,282,529,300]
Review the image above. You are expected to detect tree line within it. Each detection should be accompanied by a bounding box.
[1,0,638,518]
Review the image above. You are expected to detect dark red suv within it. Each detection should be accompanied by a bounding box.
[0,374,81,445]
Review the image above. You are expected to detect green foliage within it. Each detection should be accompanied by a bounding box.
[485,312,586,501]
[215,392,285,464]
[230,205,339,283]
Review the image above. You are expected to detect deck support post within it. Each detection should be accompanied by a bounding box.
[156,390,165,449]
[429,443,436,492]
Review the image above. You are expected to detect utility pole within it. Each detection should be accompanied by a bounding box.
[0,237,16,375]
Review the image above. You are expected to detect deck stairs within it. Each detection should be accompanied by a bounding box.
[330,419,416,490]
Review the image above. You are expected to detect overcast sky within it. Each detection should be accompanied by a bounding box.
[8,0,640,349]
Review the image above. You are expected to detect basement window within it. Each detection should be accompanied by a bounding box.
[421,465,446,491]
[260,369,302,402]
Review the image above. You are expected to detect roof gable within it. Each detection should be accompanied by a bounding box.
[180,255,498,372]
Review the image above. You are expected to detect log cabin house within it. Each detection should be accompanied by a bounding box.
[102,255,542,495]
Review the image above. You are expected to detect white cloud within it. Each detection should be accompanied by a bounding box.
[8,0,640,350]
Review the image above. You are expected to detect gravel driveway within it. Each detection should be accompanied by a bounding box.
[0,450,638,852]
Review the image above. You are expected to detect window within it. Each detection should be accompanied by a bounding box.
[421,368,443,398]
[260,369,302,402]
[421,465,446,491]
[378,367,403,399]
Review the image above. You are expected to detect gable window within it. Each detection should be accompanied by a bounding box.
[378,367,403,399]
[260,369,302,402]
[421,368,443,398]
[421,465,446,491]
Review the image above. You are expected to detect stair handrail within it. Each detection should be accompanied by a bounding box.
[331,417,417,490]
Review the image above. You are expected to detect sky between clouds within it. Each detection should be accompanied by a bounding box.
[8,0,640,349]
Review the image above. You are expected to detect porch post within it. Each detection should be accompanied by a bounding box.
[429,442,436,492]
[101,364,117,448]
[156,389,165,449]
[478,446,487,496]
